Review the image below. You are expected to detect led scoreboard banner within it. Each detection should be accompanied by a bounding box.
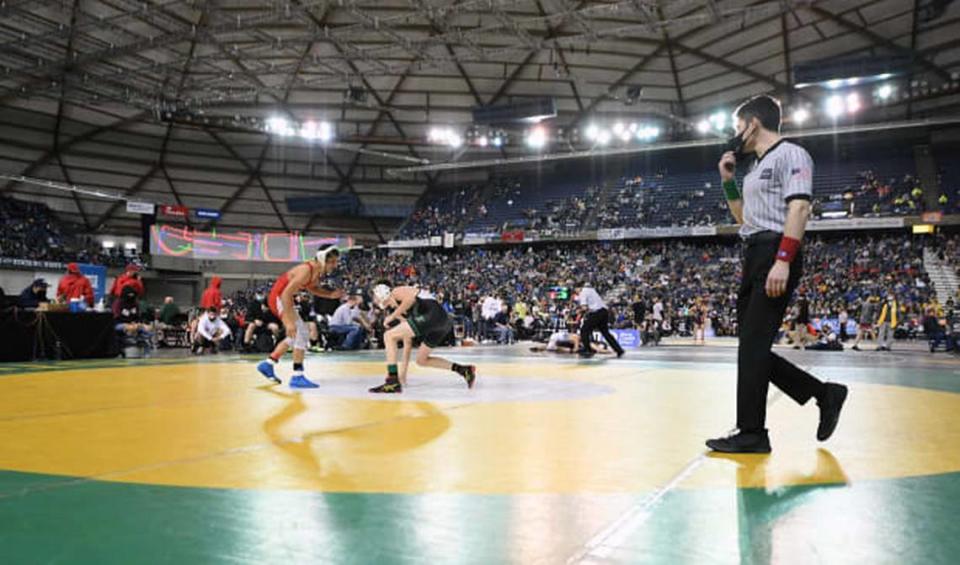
[150,224,353,262]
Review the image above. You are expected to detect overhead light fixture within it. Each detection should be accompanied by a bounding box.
[876,83,894,100]
[791,108,810,125]
[709,111,727,130]
[825,95,844,119]
[491,135,504,148]
[696,119,711,134]
[266,116,294,136]
[300,120,333,142]
[596,129,611,146]
[102,240,115,249]
[427,126,463,148]
[525,126,548,149]
[846,92,861,114]
[317,121,333,142]
[476,135,489,147]
[636,126,660,141]
[585,124,599,141]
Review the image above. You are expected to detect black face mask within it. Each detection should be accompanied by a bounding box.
[723,125,754,171]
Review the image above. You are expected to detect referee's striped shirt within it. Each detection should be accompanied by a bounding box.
[739,140,814,237]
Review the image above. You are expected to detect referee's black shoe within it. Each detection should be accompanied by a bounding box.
[816,383,848,441]
[705,430,771,454]
[577,349,595,358]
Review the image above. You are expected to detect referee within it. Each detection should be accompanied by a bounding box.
[705,95,848,453]
[576,283,625,358]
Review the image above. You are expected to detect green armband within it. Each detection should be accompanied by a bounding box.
[722,179,741,201]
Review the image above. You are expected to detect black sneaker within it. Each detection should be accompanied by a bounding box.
[705,430,772,454]
[817,383,848,441]
[616,350,625,359]
[369,378,402,394]
[851,345,860,351]
[578,349,595,358]
[461,365,477,389]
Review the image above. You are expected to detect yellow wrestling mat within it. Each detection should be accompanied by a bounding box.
[2,359,959,493]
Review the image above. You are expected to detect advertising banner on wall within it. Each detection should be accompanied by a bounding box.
[78,263,107,302]
[609,329,641,348]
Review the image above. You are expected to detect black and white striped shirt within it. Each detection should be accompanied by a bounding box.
[740,140,814,237]
[577,286,606,312]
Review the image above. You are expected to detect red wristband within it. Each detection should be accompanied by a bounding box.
[777,236,801,263]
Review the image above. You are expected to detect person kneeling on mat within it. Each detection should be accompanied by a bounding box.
[369,282,476,393]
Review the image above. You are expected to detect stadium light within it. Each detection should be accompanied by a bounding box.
[876,83,894,100]
[596,128,611,146]
[525,126,548,149]
[300,120,333,142]
[636,126,660,141]
[476,135,489,147]
[846,92,861,114]
[585,124,599,141]
[709,111,727,130]
[612,122,625,135]
[825,95,844,119]
[696,119,711,134]
[428,126,464,148]
[266,117,294,136]
[491,135,504,147]
[427,127,445,143]
[791,108,810,125]
[102,240,115,249]
[317,121,333,142]
[618,128,632,142]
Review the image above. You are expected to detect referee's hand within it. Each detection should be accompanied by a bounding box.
[718,151,736,181]
[765,260,789,298]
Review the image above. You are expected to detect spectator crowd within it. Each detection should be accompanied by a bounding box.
[0,196,144,267]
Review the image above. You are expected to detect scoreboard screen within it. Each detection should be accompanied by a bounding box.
[150,224,353,263]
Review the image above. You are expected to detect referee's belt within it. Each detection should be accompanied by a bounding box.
[743,230,782,245]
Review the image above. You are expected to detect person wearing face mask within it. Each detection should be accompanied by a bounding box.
[193,307,231,354]
[705,95,848,454]
[875,294,899,352]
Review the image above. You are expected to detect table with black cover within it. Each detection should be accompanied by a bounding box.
[0,309,119,361]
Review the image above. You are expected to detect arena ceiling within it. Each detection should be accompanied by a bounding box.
[1,0,959,243]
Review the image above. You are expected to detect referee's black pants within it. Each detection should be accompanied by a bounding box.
[737,233,825,432]
[581,308,625,355]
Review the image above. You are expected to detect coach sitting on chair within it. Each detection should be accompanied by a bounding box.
[328,291,370,350]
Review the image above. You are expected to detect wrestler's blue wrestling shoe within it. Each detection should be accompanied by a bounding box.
[257,360,281,384]
[289,374,319,389]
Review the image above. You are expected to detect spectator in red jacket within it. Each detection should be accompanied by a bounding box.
[110,264,145,316]
[57,263,94,307]
[110,264,145,299]
[200,276,223,310]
